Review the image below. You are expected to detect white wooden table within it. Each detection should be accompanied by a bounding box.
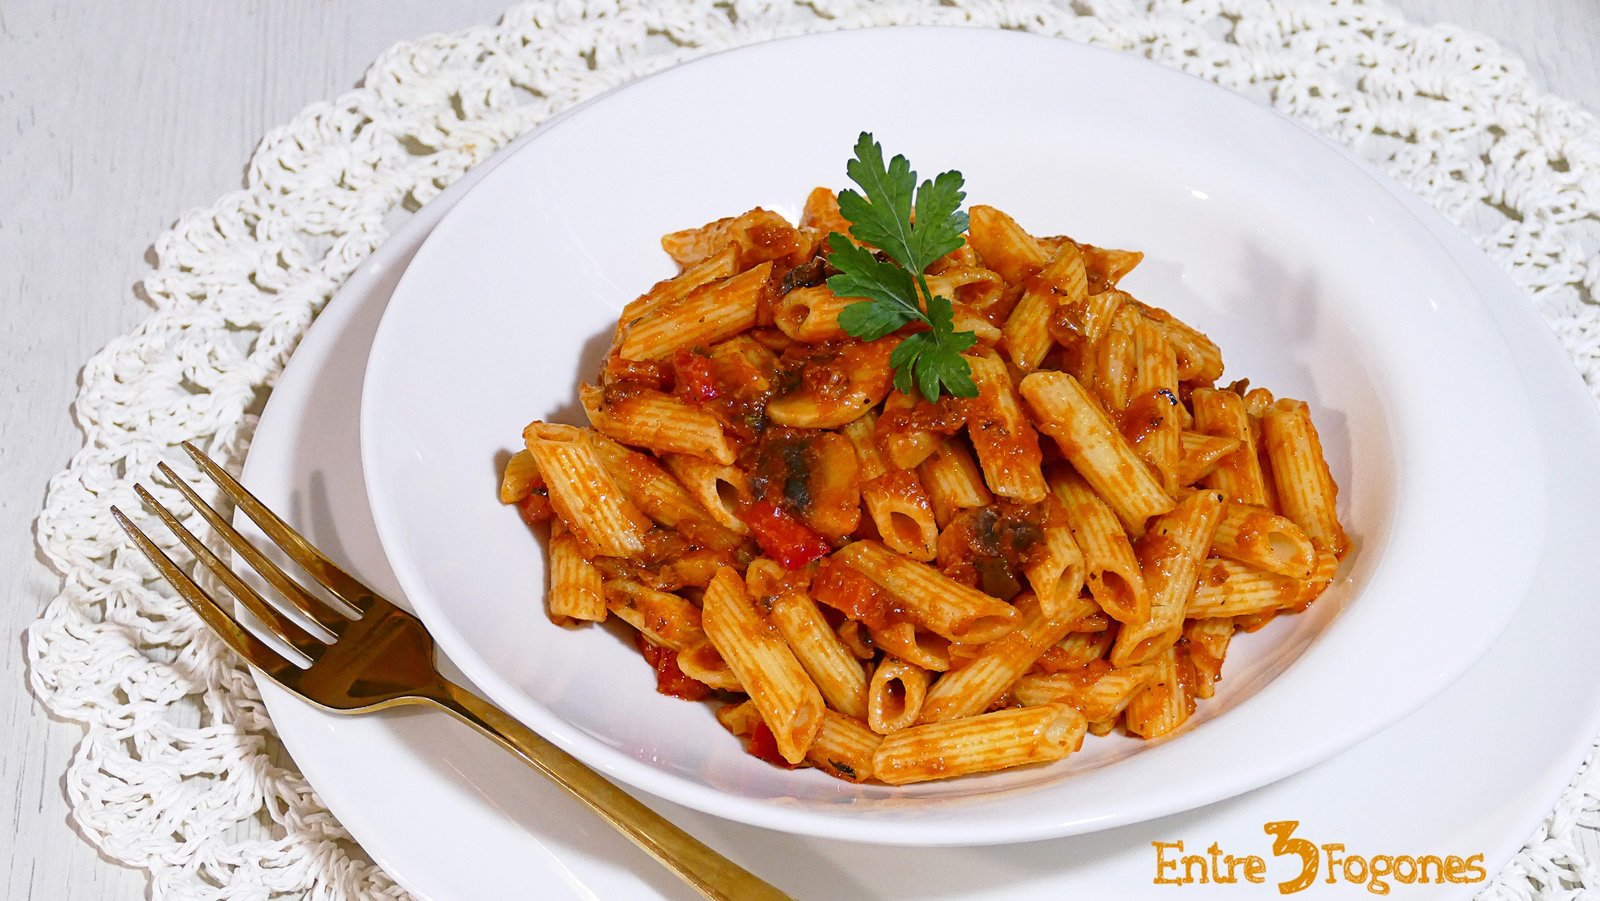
[3,2,1598,897]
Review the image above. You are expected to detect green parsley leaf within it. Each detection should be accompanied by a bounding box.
[828,236,922,341]
[825,133,979,401]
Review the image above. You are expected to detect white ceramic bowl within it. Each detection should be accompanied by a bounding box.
[360,27,1544,845]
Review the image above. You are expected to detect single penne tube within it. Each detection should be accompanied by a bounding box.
[872,703,1087,785]
[1123,646,1197,739]
[773,284,854,343]
[964,352,1048,503]
[619,245,738,324]
[676,638,742,692]
[498,449,540,504]
[662,453,750,535]
[1184,617,1235,700]
[523,422,652,558]
[1244,389,1281,512]
[836,540,1023,644]
[861,470,940,561]
[1176,430,1242,487]
[841,409,889,480]
[868,621,952,672]
[1082,244,1144,292]
[1211,502,1317,579]
[1013,662,1159,722]
[661,208,801,269]
[1190,388,1271,507]
[588,433,741,551]
[868,657,931,734]
[1020,371,1174,533]
[758,568,869,721]
[1128,298,1224,384]
[581,383,735,465]
[702,569,825,765]
[1092,309,1137,411]
[836,421,919,556]
[1261,398,1349,557]
[547,527,606,624]
[1004,241,1086,372]
[1289,549,1341,611]
[1048,629,1115,670]
[1046,466,1149,625]
[877,390,947,470]
[1049,288,1125,383]
[919,592,1098,723]
[805,711,882,783]
[918,436,993,528]
[1110,489,1227,667]
[927,265,1006,314]
[1021,525,1087,618]
[1127,315,1183,490]
[966,205,1049,286]
[619,262,770,362]
[836,619,875,660]
[1187,557,1302,618]
[603,580,705,651]
[801,186,851,236]
[844,411,942,557]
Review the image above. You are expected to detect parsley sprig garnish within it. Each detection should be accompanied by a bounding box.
[828,133,978,402]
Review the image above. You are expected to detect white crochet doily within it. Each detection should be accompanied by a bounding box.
[24,0,1600,897]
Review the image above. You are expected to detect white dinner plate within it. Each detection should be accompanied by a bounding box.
[243,31,1600,899]
[356,28,1546,843]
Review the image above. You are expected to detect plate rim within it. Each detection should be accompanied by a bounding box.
[355,26,1551,844]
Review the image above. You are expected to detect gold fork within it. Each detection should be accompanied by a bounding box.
[112,442,790,901]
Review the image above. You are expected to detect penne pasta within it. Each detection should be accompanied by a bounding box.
[523,423,653,558]
[1211,501,1317,579]
[547,526,606,624]
[836,540,1023,644]
[918,435,993,528]
[873,703,1087,785]
[604,580,705,651]
[1176,430,1242,487]
[1123,645,1197,739]
[1047,466,1149,625]
[702,569,825,765]
[806,711,882,783]
[619,262,771,362]
[662,453,751,535]
[508,180,1350,785]
[964,352,1049,504]
[1261,398,1349,557]
[868,657,931,733]
[581,384,735,465]
[1020,370,1174,533]
[1191,387,1271,507]
[1021,525,1087,619]
[919,593,1097,723]
[1110,489,1226,667]
[1014,662,1159,723]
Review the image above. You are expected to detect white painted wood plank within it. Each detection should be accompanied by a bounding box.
[3,2,1596,897]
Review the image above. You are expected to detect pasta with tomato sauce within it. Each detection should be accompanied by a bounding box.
[500,189,1347,785]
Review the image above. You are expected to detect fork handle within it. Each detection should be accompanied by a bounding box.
[424,679,793,901]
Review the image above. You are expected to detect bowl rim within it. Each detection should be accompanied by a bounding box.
[359,25,1546,845]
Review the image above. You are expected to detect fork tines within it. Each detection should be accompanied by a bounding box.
[112,441,366,673]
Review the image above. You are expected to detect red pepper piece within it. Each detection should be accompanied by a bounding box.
[633,633,711,701]
[673,349,720,405]
[741,499,831,569]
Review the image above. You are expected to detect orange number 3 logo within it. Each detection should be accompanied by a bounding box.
[1264,820,1318,894]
